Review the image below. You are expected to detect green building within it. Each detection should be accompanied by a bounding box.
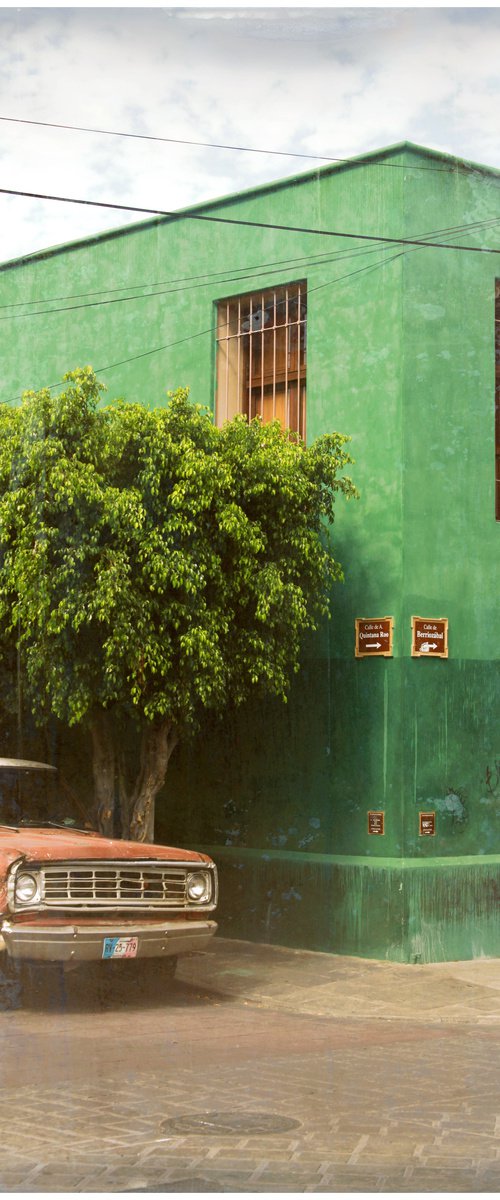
[1,141,499,963]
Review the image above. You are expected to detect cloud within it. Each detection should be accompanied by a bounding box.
[1,8,500,261]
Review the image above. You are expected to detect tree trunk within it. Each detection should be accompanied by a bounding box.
[89,709,116,836]
[117,747,132,840]
[89,710,178,841]
[128,719,179,842]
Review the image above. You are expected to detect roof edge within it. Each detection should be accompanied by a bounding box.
[1,139,499,275]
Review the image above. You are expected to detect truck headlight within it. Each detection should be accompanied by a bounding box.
[186,872,212,904]
[15,872,41,905]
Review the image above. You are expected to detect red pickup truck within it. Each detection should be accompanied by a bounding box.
[0,757,217,1003]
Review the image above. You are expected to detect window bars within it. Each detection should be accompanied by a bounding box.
[216,282,307,439]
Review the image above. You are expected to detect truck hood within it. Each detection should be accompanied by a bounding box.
[0,825,212,865]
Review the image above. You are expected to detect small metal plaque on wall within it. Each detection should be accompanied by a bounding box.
[419,811,436,836]
[368,810,385,835]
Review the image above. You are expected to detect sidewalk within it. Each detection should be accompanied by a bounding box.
[3,937,500,1192]
[177,936,500,1024]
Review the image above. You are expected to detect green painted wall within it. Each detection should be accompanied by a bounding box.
[1,142,499,961]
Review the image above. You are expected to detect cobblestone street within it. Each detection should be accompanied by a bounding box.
[1,941,500,1192]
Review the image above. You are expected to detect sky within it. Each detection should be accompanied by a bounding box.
[2,4,500,263]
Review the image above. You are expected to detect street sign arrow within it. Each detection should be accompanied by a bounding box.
[411,617,448,659]
[355,618,394,658]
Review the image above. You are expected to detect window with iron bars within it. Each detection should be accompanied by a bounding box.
[216,282,307,439]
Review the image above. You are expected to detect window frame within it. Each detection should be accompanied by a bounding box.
[215,280,307,440]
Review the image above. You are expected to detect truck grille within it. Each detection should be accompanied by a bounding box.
[40,862,189,910]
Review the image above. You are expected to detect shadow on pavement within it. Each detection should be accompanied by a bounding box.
[3,961,230,1016]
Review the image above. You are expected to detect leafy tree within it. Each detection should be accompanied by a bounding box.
[0,368,357,841]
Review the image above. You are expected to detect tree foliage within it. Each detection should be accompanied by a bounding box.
[0,368,357,840]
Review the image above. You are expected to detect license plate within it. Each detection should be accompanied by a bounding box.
[102,936,139,960]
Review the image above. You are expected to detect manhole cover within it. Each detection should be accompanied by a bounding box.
[161,1111,301,1135]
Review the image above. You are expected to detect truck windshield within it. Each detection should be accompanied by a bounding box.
[0,764,95,831]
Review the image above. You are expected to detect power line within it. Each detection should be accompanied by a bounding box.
[3,211,500,322]
[4,232,412,309]
[0,246,391,320]
[3,211,500,314]
[2,200,499,401]
[2,246,402,406]
[0,249,355,310]
[0,246,417,322]
[2,185,500,257]
[3,210,498,324]
[98,248,404,367]
[0,234,430,310]
[0,115,452,173]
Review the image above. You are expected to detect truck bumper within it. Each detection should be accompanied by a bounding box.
[0,918,217,963]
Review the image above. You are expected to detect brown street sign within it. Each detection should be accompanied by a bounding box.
[355,617,394,658]
[411,617,448,659]
[368,811,385,835]
[419,812,436,836]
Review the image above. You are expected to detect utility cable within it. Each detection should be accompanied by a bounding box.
[0,243,413,322]
[2,212,500,320]
[2,185,500,257]
[1,239,402,308]
[0,114,454,173]
[2,245,402,406]
[1,204,497,411]
[0,245,398,320]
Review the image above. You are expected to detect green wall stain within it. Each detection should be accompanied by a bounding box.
[383,667,388,800]
[1,142,500,962]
